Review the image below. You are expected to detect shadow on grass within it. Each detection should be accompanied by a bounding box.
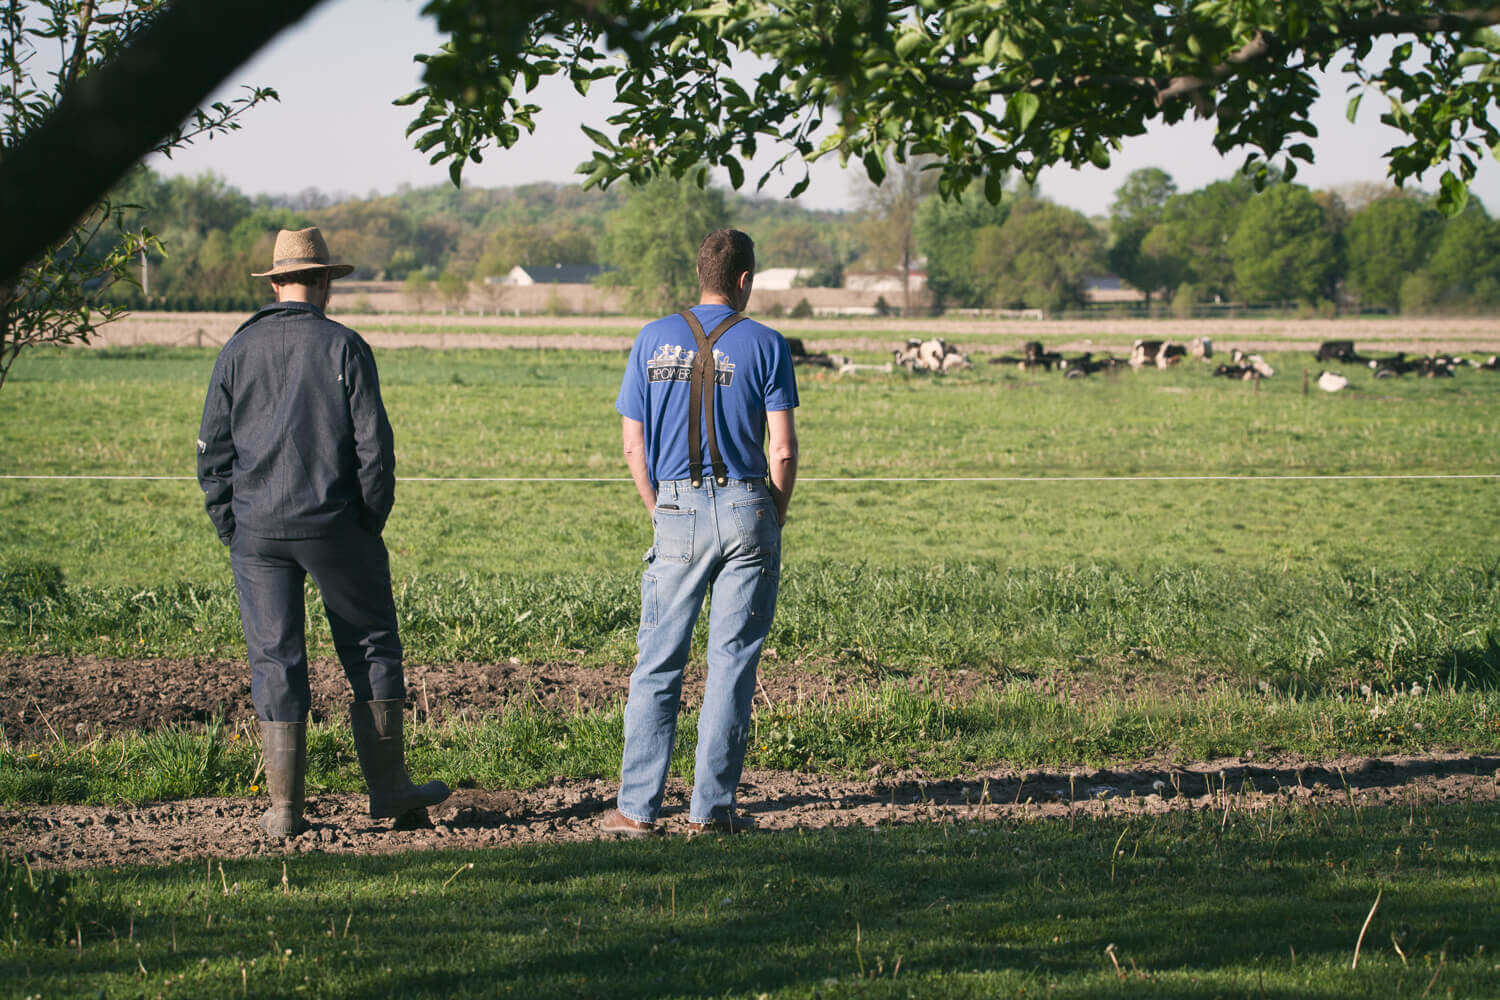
[10,801,1497,998]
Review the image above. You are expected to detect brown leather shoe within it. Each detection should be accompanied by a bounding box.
[687,812,758,835]
[599,808,660,838]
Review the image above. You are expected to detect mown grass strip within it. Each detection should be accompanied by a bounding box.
[6,800,1497,997]
[4,685,1498,806]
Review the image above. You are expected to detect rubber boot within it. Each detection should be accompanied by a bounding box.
[348,699,451,819]
[258,721,309,838]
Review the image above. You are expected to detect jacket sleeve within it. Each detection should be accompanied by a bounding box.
[345,340,396,533]
[196,353,237,544]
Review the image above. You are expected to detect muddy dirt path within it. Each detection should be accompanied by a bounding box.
[6,754,1498,870]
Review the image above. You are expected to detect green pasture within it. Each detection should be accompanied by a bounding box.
[4,342,1500,997]
[4,344,1500,716]
[3,343,1499,589]
[7,800,1499,998]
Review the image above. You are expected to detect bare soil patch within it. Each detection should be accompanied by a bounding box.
[0,654,1019,745]
[1,655,1232,746]
[7,655,1493,870]
[5,754,1496,870]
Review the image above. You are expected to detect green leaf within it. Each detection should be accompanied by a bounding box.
[580,125,615,150]
[895,29,925,60]
[983,170,1004,204]
[982,28,1002,63]
[1437,170,1470,216]
[1346,93,1361,123]
[1010,92,1040,131]
[863,151,887,185]
[724,155,744,189]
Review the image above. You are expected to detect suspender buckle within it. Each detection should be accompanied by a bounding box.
[690,478,702,488]
[715,475,728,486]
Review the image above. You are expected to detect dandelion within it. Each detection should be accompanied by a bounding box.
[250,784,261,793]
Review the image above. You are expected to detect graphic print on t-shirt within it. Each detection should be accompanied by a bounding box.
[646,344,736,386]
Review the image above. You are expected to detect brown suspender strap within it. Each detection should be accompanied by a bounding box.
[679,309,747,487]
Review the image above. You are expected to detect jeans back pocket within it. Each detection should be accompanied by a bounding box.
[652,507,695,563]
[730,498,779,556]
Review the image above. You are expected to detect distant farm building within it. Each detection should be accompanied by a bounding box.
[754,267,813,290]
[1084,274,1146,304]
[497,264,609,286]
[843,269,928,294]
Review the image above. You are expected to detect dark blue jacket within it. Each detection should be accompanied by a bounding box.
[196,300,395,542]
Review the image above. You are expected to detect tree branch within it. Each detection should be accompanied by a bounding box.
[61,0,96,92]
[0,0,326,285]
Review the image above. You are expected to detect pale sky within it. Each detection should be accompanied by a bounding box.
[147,0,1499,216]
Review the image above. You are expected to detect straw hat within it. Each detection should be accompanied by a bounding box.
[251,227,355,279]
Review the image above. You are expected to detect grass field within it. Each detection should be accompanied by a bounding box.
[4,338,1500,996]
[7,801,1498,998]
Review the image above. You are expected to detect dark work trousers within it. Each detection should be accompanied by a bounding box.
[229,520,405,722]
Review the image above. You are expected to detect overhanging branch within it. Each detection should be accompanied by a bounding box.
[0,0,326,285]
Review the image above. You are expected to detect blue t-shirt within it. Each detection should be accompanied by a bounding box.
[616,304,799,486]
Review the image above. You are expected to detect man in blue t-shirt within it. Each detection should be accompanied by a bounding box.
[601,229,800,837]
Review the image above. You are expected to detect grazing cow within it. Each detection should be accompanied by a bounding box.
[1129,339,1163,369]
[1316,370,1349,392]
[1315,340,1362,363]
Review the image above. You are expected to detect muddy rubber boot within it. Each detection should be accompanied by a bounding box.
[348,699,451,820]
[258,721,309,839]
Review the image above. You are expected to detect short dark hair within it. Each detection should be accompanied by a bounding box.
[697,229,755,299]
[270,270,330,289]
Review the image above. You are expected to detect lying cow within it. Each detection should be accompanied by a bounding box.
[1021,340,1064,371]
[1315,340,1363,363]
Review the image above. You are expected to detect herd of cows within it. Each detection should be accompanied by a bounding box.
[786,335,1500,390]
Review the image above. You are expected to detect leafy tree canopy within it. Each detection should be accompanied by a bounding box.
[1228,183,1342,303]
[1344,194,1443,310]
[408,0,1500,214]
[975,199,1102,313]
[599,176,729,313]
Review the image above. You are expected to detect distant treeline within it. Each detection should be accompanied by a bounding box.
[94,165,1500,315]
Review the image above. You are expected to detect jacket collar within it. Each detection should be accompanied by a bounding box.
[232,299,326,338]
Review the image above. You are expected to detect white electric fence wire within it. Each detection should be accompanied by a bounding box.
[1,473,1497,484]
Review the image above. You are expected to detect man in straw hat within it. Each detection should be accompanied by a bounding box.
[196,227,449,838]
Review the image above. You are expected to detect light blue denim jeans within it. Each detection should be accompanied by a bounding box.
[617,477,782,824]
